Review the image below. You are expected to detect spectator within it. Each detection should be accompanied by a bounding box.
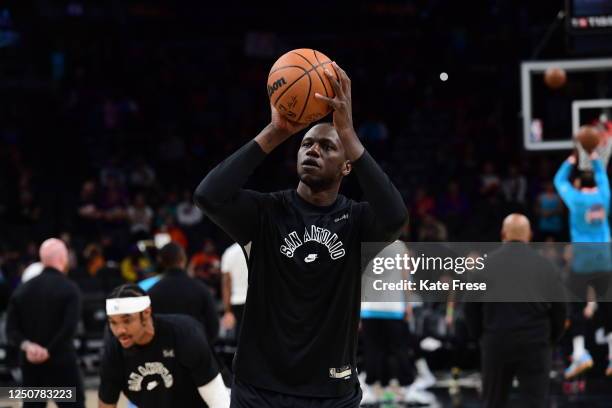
[188,239,221,297]
[83,243,106,277]
[129,157,157,189]
[77,180,101,239]
[100,157,126,187]
[502,164,527,210]
[413,187,436,218]
[438,181,469,237]
[157,215,188,249]
[418,214,448,242]
[176,190,203,228]
[120,245,154,282]
[127,193,154,239]
[480,161,501,196]
[535,181,564,241]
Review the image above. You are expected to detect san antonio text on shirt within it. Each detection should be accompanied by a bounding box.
[280,225,346,260]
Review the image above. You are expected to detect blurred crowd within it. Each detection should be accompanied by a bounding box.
[0,0,589,305]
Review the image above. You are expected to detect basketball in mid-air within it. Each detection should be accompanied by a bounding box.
[576,125,601,153]
[267,48,338,124]
[544,67,566,90]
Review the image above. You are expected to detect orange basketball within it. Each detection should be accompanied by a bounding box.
[267,48,338,124]
[576,125,602,152]
[544,67,567,90]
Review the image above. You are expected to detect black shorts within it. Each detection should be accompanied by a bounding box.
[230,380,362,408]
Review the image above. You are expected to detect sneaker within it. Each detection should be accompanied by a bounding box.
[606,360,612,377]
[412,373,436,390]
[360,383,377,406]
[402,385,436,405]
[564,351,594,379]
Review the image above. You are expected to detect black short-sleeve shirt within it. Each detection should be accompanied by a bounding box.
[99,314,218,408]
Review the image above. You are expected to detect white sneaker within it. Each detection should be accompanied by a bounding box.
[402,385,436,405]
[413,374,436,390]
[360,383,377,405]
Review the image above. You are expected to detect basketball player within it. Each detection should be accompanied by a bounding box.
[554,152,612,378]
[6,238,85,408]
[98,284,230,407]
[360,240,434,405]
[194,62,407,406]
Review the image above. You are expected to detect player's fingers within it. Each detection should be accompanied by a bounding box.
[324,68,343,97]
[314,93,337,109]
[332,62,351,95]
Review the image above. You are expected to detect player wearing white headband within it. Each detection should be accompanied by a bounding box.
[98,284,229,408]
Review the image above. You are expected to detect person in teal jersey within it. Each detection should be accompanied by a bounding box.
[554,152,612,379]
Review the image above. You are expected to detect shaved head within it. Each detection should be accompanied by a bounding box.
[39,238,69,273]
[501,213,532,243]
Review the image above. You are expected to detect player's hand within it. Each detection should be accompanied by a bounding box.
[24,342,49,364]
[270,104,308,138]
[589,151,599,160]
[221,311,236,330]
[315,62,354,134]
[583,302,597,319]
[567,155,577,165]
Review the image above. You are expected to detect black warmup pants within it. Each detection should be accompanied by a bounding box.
[361,318,413,387]
[21,359,85,408]
[231,380,362,408]
[481,337,551,408]
[568,272,612,336]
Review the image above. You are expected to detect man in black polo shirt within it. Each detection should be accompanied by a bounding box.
[98,284,229,408]
[195,63,407,406]
[465,214,567,408]
[148,242,219,344]
[6,238,85,407]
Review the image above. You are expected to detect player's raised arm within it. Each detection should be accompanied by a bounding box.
[554,155,577,207]
[591,152,611,203]
[315,62,407,240]
[193,110,306,244]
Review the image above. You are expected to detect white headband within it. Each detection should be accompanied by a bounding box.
[106,296,151,316]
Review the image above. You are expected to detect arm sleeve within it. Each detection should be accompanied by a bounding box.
[553,161,577,209]
[193,141,267,245]
[98,329,123,404]
[46,284,82,353]
[177,318,219,387]
[5,290,25,348]
[592,159,610,204]
[197,374,230,408]
[352,151,408,241]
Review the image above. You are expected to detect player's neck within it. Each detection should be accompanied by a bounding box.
[296,182,338,207]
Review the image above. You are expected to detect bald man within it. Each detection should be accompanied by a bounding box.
[6,238,85,407]
[465,214,567,408]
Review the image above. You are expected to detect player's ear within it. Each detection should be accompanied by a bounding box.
[141,307,152,322]
[342,160,352,176]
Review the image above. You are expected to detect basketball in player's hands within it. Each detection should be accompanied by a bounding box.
[576,125,602,153]
[267,49,338,124]
[544,67,566,90]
